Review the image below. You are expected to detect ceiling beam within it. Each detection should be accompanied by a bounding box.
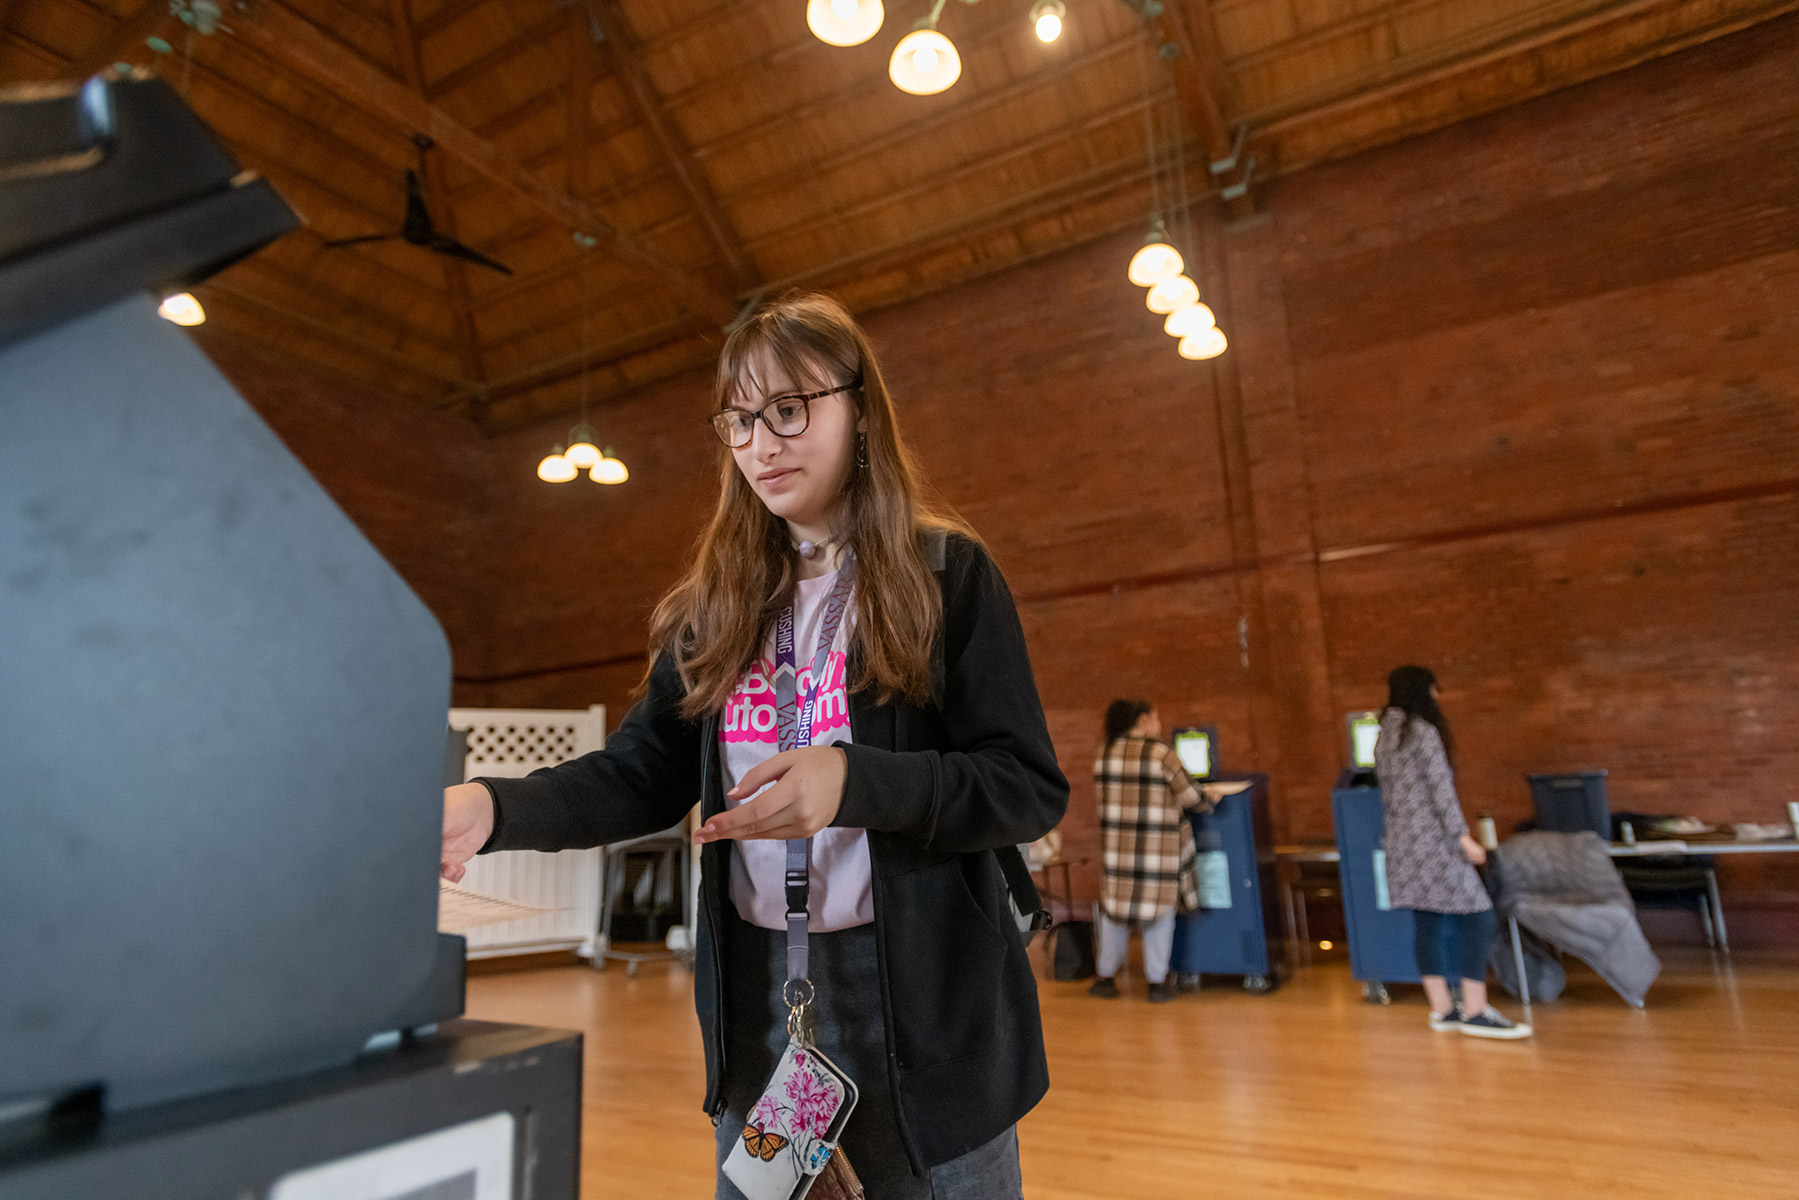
[66,0,179,79]
[565,5,591,198]
[439,312,703,409]
[199,280,475,387]
[581,0,756,289]
[423,8,563,101]
[389,0,485,385]
[224,0,738,326]
[1227,0,1469,71]
[1144,1,1253,217]
[411,0,488,43]
[740,89,1173,253]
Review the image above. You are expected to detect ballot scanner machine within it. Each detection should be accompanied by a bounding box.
[0,73,578,1198]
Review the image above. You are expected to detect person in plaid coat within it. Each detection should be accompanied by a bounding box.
[1089,700,1214,1002]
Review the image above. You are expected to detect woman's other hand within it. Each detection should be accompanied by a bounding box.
[1459,834,1488,865]
[442,782,495,882]
[696,745,848,843]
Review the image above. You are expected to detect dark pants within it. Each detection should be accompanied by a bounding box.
[716,911,1023,1200]
[1412,906,1498,983]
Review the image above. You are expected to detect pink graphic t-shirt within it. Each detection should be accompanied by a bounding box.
[721,568,873,932]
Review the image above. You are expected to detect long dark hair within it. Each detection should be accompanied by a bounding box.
[1103,699,1151,746]
[1385,665,1453,762]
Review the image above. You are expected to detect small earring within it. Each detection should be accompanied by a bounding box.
[855,433,868,470]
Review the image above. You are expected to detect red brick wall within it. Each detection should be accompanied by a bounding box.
[211,17,1799,921]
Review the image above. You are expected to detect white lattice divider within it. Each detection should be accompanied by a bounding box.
[449,705,605,959]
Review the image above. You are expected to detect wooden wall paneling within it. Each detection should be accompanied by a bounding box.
[583,0,756,289]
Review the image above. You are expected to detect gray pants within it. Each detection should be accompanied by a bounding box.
[1096,908,1176,984]
[715,912,1023,1200]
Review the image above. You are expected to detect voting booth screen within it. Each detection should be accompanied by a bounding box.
[1,74,462,1115]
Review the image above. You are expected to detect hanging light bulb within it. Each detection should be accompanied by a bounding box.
[537,447,578,483]
[1164,302,1217,340]
[1031,0,1065,42]
[561,421,601,469]
[157,292,205,326]
[1178,327,1228,360]
[1146,275,1199,315]
[889,28,960,94]
[590,449,629,485]
[808,0,883,46]
[1127,240,1183,287]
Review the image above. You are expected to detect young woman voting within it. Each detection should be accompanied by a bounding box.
[440,293,1069,1199]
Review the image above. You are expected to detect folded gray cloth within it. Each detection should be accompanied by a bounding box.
[1491,831,1661,1007]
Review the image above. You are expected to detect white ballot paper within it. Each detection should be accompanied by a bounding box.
[438,880,550,934]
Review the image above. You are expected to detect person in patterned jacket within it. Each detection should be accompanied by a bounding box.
[1090,700,1215,1002]
[1375,666,1531,1039]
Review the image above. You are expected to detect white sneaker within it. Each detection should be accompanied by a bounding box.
[1459,1006,1532,1039]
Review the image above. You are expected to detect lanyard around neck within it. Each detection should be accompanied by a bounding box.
[771,556,856,990]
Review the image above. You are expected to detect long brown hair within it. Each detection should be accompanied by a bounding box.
[647,292,975,720]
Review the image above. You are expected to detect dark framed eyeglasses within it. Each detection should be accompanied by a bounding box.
[711,379,861,449]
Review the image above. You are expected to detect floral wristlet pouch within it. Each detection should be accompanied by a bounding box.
[722,1040,859,1200]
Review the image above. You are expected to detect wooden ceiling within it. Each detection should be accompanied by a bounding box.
[4,0,1791,431]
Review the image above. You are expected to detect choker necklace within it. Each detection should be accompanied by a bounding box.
[793,534,837,560]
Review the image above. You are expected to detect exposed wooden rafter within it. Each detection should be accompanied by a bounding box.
[580,0,757,290]
[1146,0,1254,217]
[65,0,177,80]
[388,0,486,386]
[224,0,738,326]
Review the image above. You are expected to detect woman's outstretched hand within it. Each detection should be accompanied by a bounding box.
[442,782,495,882]
[1459,834,1488,865]
[697,745,848,843]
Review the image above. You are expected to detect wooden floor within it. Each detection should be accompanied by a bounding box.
[467,945,1799,1199]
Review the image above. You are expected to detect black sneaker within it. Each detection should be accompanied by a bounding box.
[1429,1008,1461,1031]
[1088,976,1119,999]
[1146,980,1177,1004]
[1459,1006,1532,1039]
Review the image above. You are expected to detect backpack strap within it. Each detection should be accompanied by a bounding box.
[923,526,1052,938]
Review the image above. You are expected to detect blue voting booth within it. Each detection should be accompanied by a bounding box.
[1333,786,1420,1002]
[1171,774,1284,992]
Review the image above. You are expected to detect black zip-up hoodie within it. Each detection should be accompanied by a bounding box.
[476,532,1069,1172]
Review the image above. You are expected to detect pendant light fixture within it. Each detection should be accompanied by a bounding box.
[1127,219,1183,287]
[1145,274,1198,314]
[1030,0,1064,42]
[1125,19,1230,363]
[536,236,629,485]
[808,0,884,46]
[536,446,579,482]
[1178,327,1228,360]
[889,27,959,94]
[157,291,205,325]
[590,451,629,485]
[1163,302,1216,340]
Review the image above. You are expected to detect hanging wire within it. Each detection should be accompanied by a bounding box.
[578,241,591,428]
[1135,19,1164,234]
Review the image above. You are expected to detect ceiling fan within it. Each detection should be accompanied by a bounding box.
[323,133,512,275]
